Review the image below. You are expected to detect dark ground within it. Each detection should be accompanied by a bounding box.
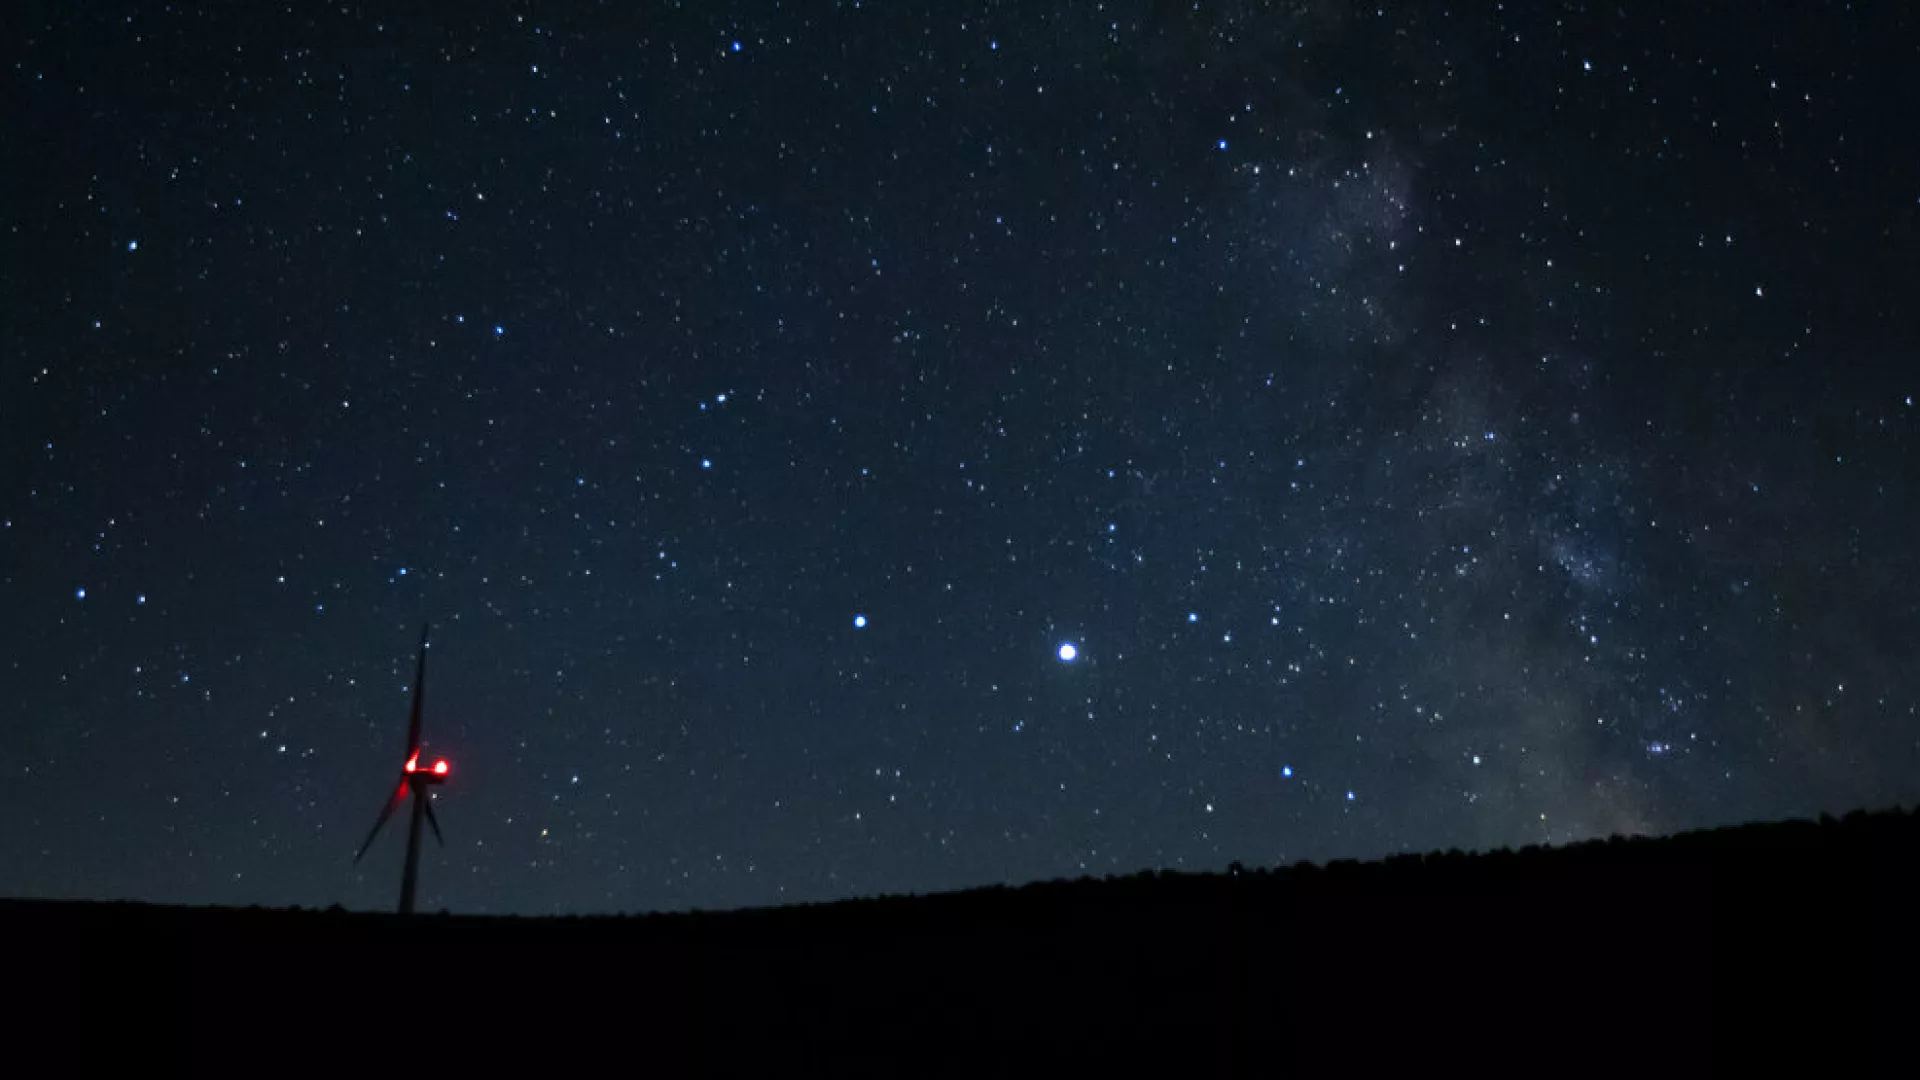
[10,809,1914,1075]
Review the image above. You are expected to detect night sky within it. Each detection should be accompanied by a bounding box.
[4,2,1917,916]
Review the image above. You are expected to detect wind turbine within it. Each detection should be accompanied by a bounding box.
[352,624,454,914]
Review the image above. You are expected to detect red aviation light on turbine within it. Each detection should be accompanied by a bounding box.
[404,751,420,773]
[433,759,449,776]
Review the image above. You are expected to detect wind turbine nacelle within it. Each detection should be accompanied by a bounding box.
[404,755,452,784]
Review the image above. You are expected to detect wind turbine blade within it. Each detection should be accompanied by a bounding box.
[423,797,445,847]
[405,624,430,758]
[352,779,408,864]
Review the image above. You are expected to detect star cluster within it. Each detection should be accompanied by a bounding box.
[2,2,1916,914]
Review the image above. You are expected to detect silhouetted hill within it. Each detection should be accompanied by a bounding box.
[11,809,1916,1075]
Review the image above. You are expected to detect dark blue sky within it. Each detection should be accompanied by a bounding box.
[4,1,1916,914]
